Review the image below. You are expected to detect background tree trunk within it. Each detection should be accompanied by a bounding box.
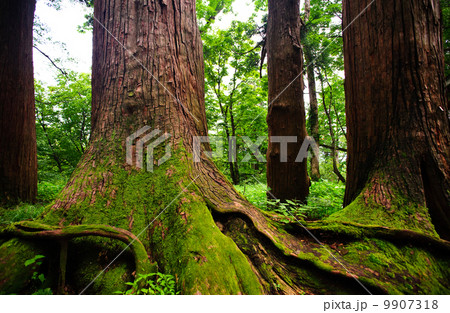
[341,0,450,240]
[0,0,37,203]
[267,0,310,202]
[319,71,346,183]
[304,0,321,182]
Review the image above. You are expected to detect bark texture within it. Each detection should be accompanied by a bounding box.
[0,0,37,203]
[267,0,310,201]
[342,0,450,240]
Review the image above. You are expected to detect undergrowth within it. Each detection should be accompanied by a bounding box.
[235,179,345,220]
[0,176,67,225]
[117,272,178,295]
[0,204,45,225]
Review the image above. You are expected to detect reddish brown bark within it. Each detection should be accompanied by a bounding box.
[267,0,310,201]
[343,0,450,239]
[90,0,207,142]
[0,0,37,203]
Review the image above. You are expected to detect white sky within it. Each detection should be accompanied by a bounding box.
[33,0,282,84]
[33,0,93,84]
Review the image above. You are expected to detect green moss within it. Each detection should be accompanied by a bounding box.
[0,239,46,294]
[67,238,135,294]
[326,187,438,238]
[341,238,449,294]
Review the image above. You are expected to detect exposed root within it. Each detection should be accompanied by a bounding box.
[0,221,157,293]
[301,221,450,254]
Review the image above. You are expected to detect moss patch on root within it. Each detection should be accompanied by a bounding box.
[0,239,47,294]
[341,238,449,294]
[326,189,438,238]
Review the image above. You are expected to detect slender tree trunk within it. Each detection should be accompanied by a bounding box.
[227,127,240,185]
[229,101,240,185]
[0,0,37,203]
[267,0,310,201]
[304,0,321,182]
[306,55,321,181]
[320,72,345,183]
[342,0,450,240]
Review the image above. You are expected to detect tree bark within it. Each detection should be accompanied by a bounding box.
[267,0,310,202]
[304,0,321,182]
[44,0,263,295]
[0,0,37,203]
[342,0,450,240]
[229,99,240,185]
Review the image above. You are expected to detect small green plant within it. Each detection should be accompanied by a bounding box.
[266,199,308,222]
[118,272,178,295]
[303,180,345,220]
[24,255,53,295]
[235,181,267,209]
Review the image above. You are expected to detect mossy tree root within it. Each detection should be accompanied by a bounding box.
[208,205,450,294]
[0,221,157,293]
[300,221,450,254]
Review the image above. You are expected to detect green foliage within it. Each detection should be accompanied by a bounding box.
[266,199,308,222]
[24,255,45,267]
[118,272,178,295]
[24,255,53,295]
[313,73,347,182]
[37,177,67,203]
[202,14,268,183]
[0,204,45,225]
[35,72,91,177]
[0,172,67,225]
[301,0,343,71]
[235,181,267,208]
[236,179,345,220]
[196,0,235,33]
[303,180,345,219]
[301,0,347,183]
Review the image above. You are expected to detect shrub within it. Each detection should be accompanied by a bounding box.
[235,179,345,220]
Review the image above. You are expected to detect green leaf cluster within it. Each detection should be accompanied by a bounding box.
[35,72,91,178]
[118,272,178,295]
[24,255,53,295]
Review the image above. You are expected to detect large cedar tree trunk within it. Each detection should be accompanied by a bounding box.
[266,0,310,201]
[0,0,37,203]
[1,0,449,296]
[340,0,450,240]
